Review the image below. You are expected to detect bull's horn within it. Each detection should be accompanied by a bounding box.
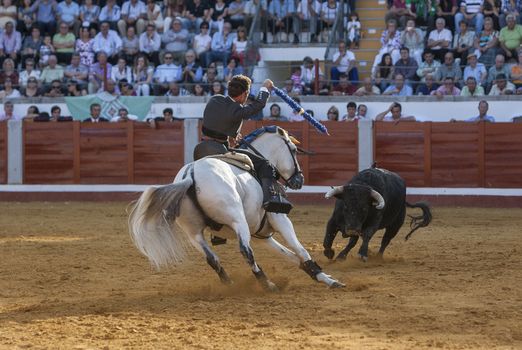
[325,186,343,199]
[370,190,385,209]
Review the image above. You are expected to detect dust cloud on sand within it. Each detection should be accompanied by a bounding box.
[0,203,521,349]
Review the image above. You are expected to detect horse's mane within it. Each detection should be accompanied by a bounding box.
[241,125,296,147]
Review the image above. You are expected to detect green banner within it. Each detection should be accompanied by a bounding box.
[65,93,155,121]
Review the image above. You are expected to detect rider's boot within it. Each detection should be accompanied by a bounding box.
[261,178,293,214]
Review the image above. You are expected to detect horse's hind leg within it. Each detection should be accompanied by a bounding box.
[259,236,300,265]
[196,232,232,284]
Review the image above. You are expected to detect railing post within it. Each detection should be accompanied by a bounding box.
[358,119,374,171]
[184,119,200,164]
[127,121,135,183]
[478,121,485,187]
[314,59,319,95]
[7,120,23,184]
[423,122,432,186]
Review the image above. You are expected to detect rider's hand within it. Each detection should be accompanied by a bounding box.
[263,79,274,91]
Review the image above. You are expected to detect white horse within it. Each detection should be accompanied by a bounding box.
[129,126,344,290]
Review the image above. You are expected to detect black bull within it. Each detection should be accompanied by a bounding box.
[323,167,432,261]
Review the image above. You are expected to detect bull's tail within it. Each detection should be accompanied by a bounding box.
[404,201,432,241]
[128,166,194,270]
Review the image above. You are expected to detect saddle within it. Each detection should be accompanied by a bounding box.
[205,152,255,172]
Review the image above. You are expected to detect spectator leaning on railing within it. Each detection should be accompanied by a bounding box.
[375,102,416,122]
[488,73,515,94]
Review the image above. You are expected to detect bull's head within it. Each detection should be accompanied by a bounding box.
[325,184,385,234]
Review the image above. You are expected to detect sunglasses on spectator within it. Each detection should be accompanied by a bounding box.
[165,56,173,60]
[52,85,61,89]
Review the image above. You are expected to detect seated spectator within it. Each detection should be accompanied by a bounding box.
[119,80,136,96]
[356,104,368,119]
[93,21,122,63]
[64,53,88,86]
[296,0,320,43]
[416,49,441,81]
[0,0,17,30]
[202,65,220,92]
[165,81,189,96]
[372,19,401,73]
[223,57,243,83]
[488,72,516,94]
[66,80,87,96]
[209,80,226,95]
[0,77,21,98]
[487,54,510,90]
[204,21,234,67]
[435,51,463,83]
[394,46,418,82]
[316,73,331,95]
[156,107,176,122]
[53,21,75,65]
[40,55,64,84]
[111,57,133,84]
[232,26,248,66]
[99,0,121,31]
[264,103,289,121]
[44,78,65,97]
[455,0,485,35]
[427,17,452,62]
[474,16,499,68]
[139,23,161,66]
[460,76,485,96]
[50,105,73,121]
[499,0,522,28]
[340,101,357,121]
[354,77,381,96]
[207,0,227,34]
[80,0,100,30]
[452,100,495,122]
[346,12,361,49]
[499,14,522,61]
[19,0,36,36]
[483,0,501,30]
[118,0,146,37]
[374,52,394,91]
[227,0,246,29]
[153,52,182,95]
[300,56,323,95]
[464,52,487,85]
[267,0,298,43]
[0,100,22,121]
[88,51,111,93]
[185,0,210,33]
[330,40,358,84]
[57,0,80,34]
[436,0,458,33]
[145,0,163,33]
[289,67,303,95]
[400,19,424,65]
[453,20,475,67]
[19,58,41,86]
[21,26,42,66]
[38,34,55,67]
[192,83,208,96]
[163,0,187,32]
[320,0,337,34]
[385,0,416,29]
[25,105,41,120]
[193,21,211,63]
[0,58,18,85]
[326,105,340,121]
[133,54,153,96]
[121,26,140,65]
[181,49,204,86]
[111,107,138,122]
[30,0,57,37]
[75,25,95,67]
[375,102,416,122]
[162,17,189,63]
[0,21,22,64]
[22,77,42,97]
[510,50,522,87]
[330,73,357,96]
[416,73,439,95]
[383,73,413,96]
[431,76,461,97]
[83,103,109,122]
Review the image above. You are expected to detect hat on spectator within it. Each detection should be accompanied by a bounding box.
[467,52,477,59]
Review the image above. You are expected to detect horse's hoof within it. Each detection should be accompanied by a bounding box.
[329,281,346,289]
[264,281,279,292]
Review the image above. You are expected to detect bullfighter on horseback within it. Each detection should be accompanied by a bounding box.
[193,74,293,215]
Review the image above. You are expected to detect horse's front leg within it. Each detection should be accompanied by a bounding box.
[267,214,345,288]
[231,220,278,292]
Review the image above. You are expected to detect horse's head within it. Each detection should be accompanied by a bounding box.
[251,127,304,190]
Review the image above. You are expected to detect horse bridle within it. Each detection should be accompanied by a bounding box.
[239,137,303,188]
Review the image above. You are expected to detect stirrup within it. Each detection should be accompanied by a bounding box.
[211,235,227,246]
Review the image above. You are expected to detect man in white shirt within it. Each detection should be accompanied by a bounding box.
[0,101,22,121]
[330,40,358,84]
[111,108,139,122]
[488,73,515,95]
[99,0,121,30]
[118,0,147,37]
[57,0,80,34]
[93,21,123,63]
[139,24,161,66]
[427,17,452,62]
[300,56,323,95]
[297,0,321,42]
[153,52,182,95]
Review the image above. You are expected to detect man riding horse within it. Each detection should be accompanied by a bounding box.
[193,75,293,214]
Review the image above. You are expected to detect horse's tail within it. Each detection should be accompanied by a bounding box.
[128,168,194,270]
[404,201,432,241]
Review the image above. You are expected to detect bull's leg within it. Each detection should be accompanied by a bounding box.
[268,213,345,288]
[335,235,359,261]
[232,220,278,292]
[379,207,405,256]
[357,229,378,262]
[323,216,340,260]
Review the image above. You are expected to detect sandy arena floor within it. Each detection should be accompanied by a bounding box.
[0,202,521,349]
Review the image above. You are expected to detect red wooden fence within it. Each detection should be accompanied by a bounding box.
[0,122,7,184]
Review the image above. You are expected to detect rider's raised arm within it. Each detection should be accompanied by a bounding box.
[232,88,270,120]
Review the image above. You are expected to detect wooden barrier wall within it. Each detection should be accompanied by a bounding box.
[0,122,6,184]
[23,121,184,184]
[374,122,522,188]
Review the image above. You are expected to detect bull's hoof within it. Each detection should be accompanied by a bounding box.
[329,281,346,289]
[358,254,368,262]
[335,254,348,262]
[323,248,335,260]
